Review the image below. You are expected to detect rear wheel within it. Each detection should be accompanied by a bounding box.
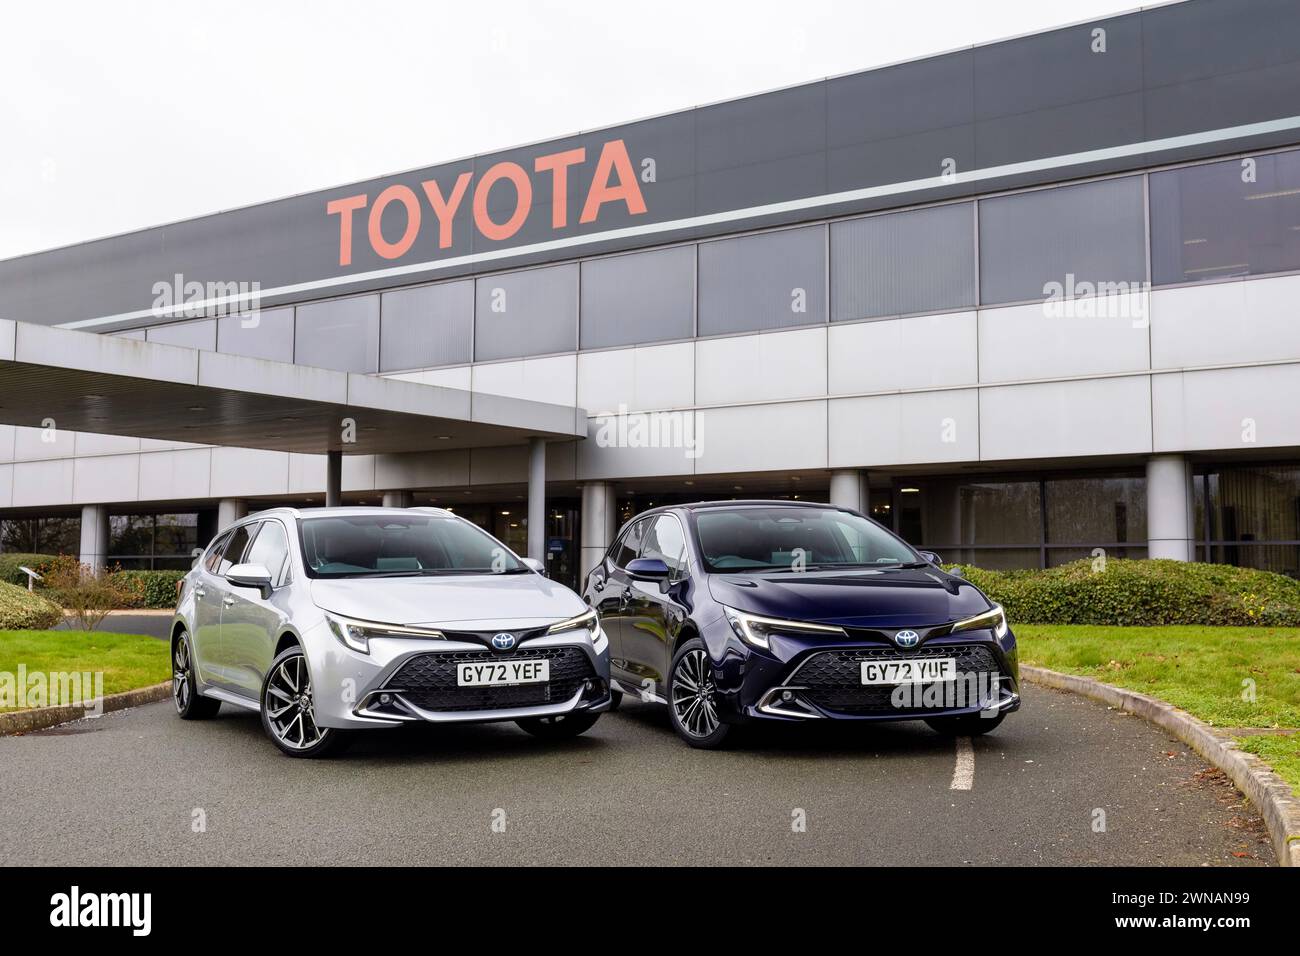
[516,711,600,739]
[668,638,732,749]
[925,711,1005,737]
[260,646,350,758]
[172,631,220,720]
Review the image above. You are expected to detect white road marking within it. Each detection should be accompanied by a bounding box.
[950,736,974,791]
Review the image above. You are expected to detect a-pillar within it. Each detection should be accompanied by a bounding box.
[580,481,618,578]
[1147,454,1195,561]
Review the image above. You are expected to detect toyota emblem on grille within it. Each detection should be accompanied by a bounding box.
[894,629,920,648]
[491,632,516,651]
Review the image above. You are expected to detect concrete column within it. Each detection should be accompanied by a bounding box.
[382,491,413,509]
[326,450,343,507]
[1146,454,1195,561]
[217,498,247,531]
[580,481,619,578]
[828,470,869,513]
[527,438,546,563]
[78,504,110,572]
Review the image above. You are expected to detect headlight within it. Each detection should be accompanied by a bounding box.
[324,613,445,655]
[548,607,598,636]
[722,606,846,651]
[950,604,1009,639]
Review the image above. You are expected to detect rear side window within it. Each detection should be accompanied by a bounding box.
[203,531,232,574]
[216,523,256,576]
[611,519,646,569]
[244,519,291,587]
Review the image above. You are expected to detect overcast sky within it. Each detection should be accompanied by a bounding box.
[0,0,1147,260]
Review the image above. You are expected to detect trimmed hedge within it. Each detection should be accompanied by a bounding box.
[0,553,57,587]
[111,570,185,609]
[0,579,63,630]
[950,558,1300,627]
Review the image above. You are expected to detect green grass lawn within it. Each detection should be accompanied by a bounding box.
[1016,624,1300,793]
[0,630,170,712]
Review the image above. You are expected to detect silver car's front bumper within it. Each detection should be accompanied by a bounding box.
[303,621,611,729]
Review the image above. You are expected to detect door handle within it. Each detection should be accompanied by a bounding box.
[620,586,632,608]
[222,595,235,608]
[592,579,605,592]
[194,587,206,599]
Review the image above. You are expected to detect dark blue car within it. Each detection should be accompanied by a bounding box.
[583,501,1020,748]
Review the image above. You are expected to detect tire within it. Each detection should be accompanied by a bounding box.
[608,688,623,711]
[516,711,600,739]
[667,638,732,749]
[260,646,350,758]
[925,711,1005,737]
[172,630,220,720]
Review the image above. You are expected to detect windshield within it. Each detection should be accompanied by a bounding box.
[298,514,525,578]
[693,507,920,572]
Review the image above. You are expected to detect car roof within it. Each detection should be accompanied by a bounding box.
[632,499,845,521]
[235,505,456,523]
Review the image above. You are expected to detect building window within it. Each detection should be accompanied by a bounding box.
[109,513,199,570]
[698,226,826,336]
[1197,465,1300,578]
[473,264,577,362]
[0,516,81,555]
[1150,148,1300,285]
[580,246,695,349]
[380,280,473,371]
[978,175,1146,305]
[217,307,295,363]
[831,202,976,321]
[294,294,380,373]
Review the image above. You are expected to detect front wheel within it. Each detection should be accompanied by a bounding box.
[668,638,732,749]
[173,631,220,720]
[260,646,350,758]
[516,711,600,739]
[925,711,1005,737]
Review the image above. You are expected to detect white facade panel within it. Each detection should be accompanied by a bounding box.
[210,448,289,497]
[695,327,826,405]
[978,296,1149,383]
[577,342,694,414]
[470,355,577,407]
[0,464,12,508]
[74,432,141,456]
[693,402,826,474]
[828,312,977,394]
[1152,363,1300,452]
[1150,275,1300,369]
[828,389,979,468]
[980,375,1151,461]
[384,366,473,391]
[138,448,212,501]
[73,453,139,504]
[14,425,75,461]
[374,450,471,490]
[11,458,75,507]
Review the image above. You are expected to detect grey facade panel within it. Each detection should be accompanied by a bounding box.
[698,226,826,336]
[579,246,694,349]
[978,176,1146,306]
[216,307,295,363]
[473,264,577,361]
[293,295,380,373]
[380,280,473,371]
[831,203,975,321]
[146,318,216,350]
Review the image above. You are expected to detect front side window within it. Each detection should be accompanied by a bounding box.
[641,515,688,576]
[203,531,232,574]
[298,514,524,578]
[693,507,918,572]
[611,519,646,569]
[216,524,256,576]
[244,519,291,587]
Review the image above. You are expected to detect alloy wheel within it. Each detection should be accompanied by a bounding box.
[263,653,325,751]
[671,649,720,738]
[172,637,191,713]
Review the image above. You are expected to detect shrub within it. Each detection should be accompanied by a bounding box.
[0,553,58,588]
[110,570,185,609]
[0,579,62,630]
[39,556,146,631]
[948,558,1300,627]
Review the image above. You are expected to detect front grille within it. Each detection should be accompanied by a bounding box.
[793,643,1001,715]
[386,646,597,713]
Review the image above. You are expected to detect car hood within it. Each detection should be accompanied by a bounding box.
[309,573,588,628]
[707,567,991,628]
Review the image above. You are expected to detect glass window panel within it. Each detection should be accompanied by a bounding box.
[640,515,688,575]
[380,280,473,371]
[1150,149,1300,285]
[942,547,1040,571]
[900,479,1042,547]
[145,319,216,350]
[244,518,291,586]
[698,226,826,336]
[37,517,80,555]
[109,515,153,556]
[831,203,975,321]
[1044,476,1147,544]
[1205,543,1300,579]
[1202,466,1300,543]
[978,176,1146,305]
[293,295,380,373]
[580,246,695,349]
[474,265,577,362]
[153,513,199,555]
[0,519,38,553]
[217,307,294,363]
[216,524,255,576]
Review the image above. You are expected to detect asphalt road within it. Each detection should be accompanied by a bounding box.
[0,685,1273,866]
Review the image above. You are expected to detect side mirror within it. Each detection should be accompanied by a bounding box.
[521,557,546,574]
[226,563,273,598]
[626,557,671,581]
[918,550,942,566]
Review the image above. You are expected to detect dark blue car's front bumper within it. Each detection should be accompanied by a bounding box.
[708,625,1021,724]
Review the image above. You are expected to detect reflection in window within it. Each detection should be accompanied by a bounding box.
[1197,466,1300,578]
[1150,150,1300,285]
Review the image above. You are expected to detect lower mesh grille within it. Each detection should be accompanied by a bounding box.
[386,647,596,712]
[794,643,1001,715]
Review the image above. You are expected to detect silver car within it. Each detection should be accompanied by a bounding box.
[170,506,611,757]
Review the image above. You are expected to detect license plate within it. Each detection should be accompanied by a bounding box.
[860,657,956,685]
[457,659,550,687]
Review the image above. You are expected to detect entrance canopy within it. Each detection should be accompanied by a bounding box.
[0,320,586,454]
